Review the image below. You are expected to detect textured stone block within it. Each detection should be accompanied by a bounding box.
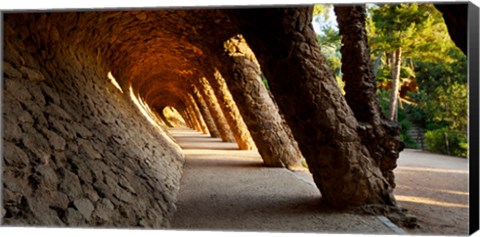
[73,198,95,221]
[20,66,45,81]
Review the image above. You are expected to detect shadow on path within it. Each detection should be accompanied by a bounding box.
[169,127,394,234]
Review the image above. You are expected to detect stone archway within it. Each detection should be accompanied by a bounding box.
[3,6,406,227]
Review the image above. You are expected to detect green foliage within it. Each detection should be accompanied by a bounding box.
[377,91,418,148]
[369,3,437,54]
[377,90,390,117]
[261,74,270,90]
[367,3,468,157]
[407,46,467,132]
[313,4,343,92]
[400,133,419,149]
[425,128,468,158]
[312,4,332,18]
[400,65,415,79]
[316,28,342,77]
[368,3,461,65]
[415,49,467,92]
[376,63,417,86]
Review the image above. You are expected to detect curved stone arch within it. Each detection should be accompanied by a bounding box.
[148,87,208,133]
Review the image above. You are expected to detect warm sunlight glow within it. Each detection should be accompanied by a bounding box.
[163,106,186,126]
[129,86,163,130]
[176,69,194,76]
[128,86,182,151]
[395,195,468,208]
[396,185,469,196]
[107,71,123,93]
[396,167,468,174]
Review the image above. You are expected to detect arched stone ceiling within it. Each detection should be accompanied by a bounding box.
[10,9,239,111]
[95,9,237,109]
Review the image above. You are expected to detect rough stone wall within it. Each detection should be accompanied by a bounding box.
[2,15,184,227]
[434,4,468,55]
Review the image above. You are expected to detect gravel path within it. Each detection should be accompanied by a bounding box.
[395,149,469,235]
[169,128,395,234]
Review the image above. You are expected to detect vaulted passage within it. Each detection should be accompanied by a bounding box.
[6,5,463,228]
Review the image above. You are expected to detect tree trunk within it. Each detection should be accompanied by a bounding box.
[191,87,220,138]
[216,35,303,168]
[196,77,236,142]
[206,69,257,150]
[229,7,396,207]
[389,48,402,121]
[335,5,403,189]
[373,51,382,79]
[385,52,392,67]
[409,58,415,71]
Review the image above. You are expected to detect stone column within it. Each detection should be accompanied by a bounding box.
[181,101,201,132]
[178,99,200,130]
[185,93,210,134]
[185,103,202,131]
[230,7,396,207]
[178,102,196,130]
[196,77,236,142]
[205,69,257,150]
[190,87,220,138]
[215,35,303,168]
[335,5,403,188]
[158,106,174,128]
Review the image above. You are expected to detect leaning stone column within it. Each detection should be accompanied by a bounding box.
[229,7,396,207]
[184,102,202,131]
[205,69,257,150]
[190,87,220,138]
[158,106,174,128]
[177,98,200,131]
[335,5,403,188]
[182,101,201,131]
[215,35,302,168]
[179,100,200,131]
[196,77,236,142]
[185,93,210,134]
[177,103,194,129]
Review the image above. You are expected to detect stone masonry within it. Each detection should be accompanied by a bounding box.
[2,16,184,227]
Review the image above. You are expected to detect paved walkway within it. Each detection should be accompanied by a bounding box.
[169,128,395,234]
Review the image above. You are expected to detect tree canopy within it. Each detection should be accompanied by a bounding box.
[367,3,467,156]
[313,3,468,157]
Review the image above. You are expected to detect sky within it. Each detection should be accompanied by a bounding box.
[312,6,339,35]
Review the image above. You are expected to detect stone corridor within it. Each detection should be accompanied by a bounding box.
[1,4,469,233]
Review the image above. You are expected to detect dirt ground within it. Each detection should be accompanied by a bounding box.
[395,149,469,235]
[169,128,395,234]
[169,128,470,235]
